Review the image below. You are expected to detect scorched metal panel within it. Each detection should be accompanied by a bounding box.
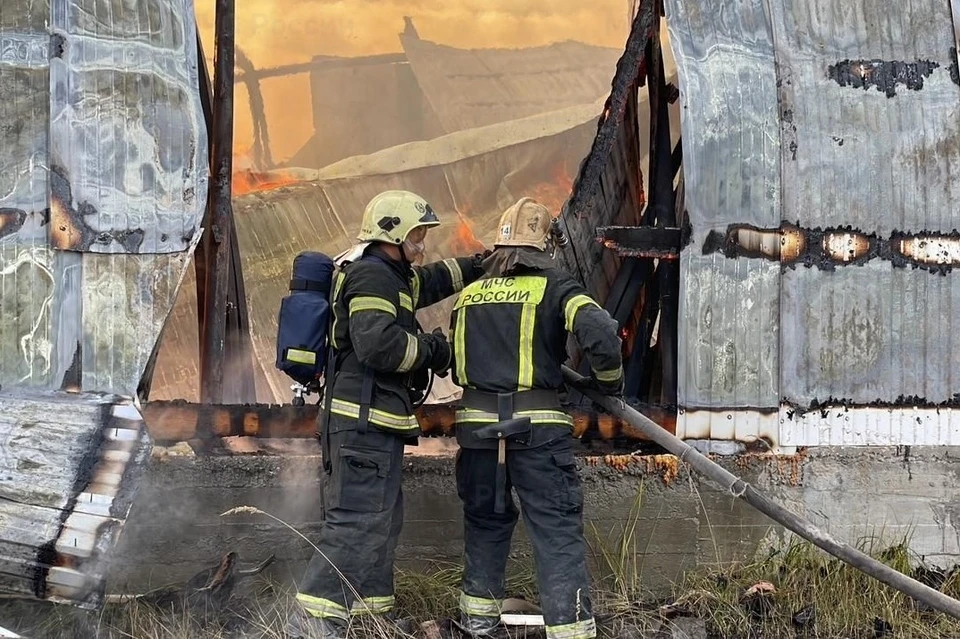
[770,0,960,405]
[665,0,782,409]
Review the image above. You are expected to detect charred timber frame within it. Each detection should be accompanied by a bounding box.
[195,0,258,405]
[585,0,685,405]
[141,400,677,447]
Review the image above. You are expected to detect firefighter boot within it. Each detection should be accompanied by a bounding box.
[284,612,347,639]
[458,613,506,639]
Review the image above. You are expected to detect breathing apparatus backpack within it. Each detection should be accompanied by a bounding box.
[275,251,335,404]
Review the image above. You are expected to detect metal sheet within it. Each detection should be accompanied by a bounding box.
[679,255,780,408]
[19,0,207,254]
[0,390,151,608]
[771,0,960,406]
[665,0,782,410]
[0,1,206,397]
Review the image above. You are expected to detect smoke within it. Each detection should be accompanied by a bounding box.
[193,0,633,164]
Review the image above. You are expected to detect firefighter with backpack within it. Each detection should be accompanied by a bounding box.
[283,190,488,638]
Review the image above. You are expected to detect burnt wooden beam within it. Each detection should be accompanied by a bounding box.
[596,226,688,258]
[141,401,676,444]
[199,0,237,404]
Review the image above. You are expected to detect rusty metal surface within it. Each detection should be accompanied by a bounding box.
[0,390,151,608]
[665,0,782,411]
[141,400,677,444]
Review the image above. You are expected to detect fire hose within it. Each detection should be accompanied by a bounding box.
[562,365,960,620]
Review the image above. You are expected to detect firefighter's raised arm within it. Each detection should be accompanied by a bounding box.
[411,253,487,309]
[344,261,448,374]
[557,275,624,394]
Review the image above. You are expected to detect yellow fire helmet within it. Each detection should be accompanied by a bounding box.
[357,190,441,245]
[494,197,552,250]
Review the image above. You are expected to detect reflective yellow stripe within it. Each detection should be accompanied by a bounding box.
[397,333,419,373]
[398,292,413,312]
[411,271,422,308]
[330,398,419,431]
[285,348,317,365]
[443,258,464,291]
[455,276,548,309]
[350,595,395,616]
[518,303,536,390]
[592,365,623,383]
[546,618,596,639]
[349,296,397,317]
[453,309,468,385]
[456,408,574,427]
[330,272,346,349]
[564,294,598,332]
[296,593,349,621]
[459,591,501,617]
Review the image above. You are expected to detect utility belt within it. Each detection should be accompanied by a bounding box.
[456,388,570,514]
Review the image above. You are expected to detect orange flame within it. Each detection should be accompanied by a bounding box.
[232,170,300,196]
[449,216,487,254]
[528,161,575,218]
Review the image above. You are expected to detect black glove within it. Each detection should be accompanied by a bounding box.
[471,249,493,276]
[582,376,624,398]
[420,328,451,377]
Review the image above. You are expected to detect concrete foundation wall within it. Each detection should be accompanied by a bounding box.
[106,446,960,596]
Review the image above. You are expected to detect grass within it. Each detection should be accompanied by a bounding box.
[7,487,960,638]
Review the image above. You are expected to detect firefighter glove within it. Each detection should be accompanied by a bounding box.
[420,328,452,377]
[471,249,493,276]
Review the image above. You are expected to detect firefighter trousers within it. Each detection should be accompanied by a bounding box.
[456,435,596,639]
[297,416,406,621]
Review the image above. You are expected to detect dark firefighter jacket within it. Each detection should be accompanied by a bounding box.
[450,264,623,438]
[328,245,480,435]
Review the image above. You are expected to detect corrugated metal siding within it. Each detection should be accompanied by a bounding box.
[668,0,960,447]
[48,0,207,254]
[772,0,960,407]
[665,0,782,410]
[0,0,206,396]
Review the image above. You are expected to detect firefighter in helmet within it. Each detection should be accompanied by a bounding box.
[289,190,488,638]
[450,197,623,639]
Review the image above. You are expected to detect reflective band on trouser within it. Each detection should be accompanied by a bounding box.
[296,593,349,621]
[330,398,419,431]
[349,296,397,317]
[453,309,468,385]
[456,408,573,427]
[285,348,317,365]
[563,294,598,332]
[397,333,419,372]
[443,258,465,291]
[546,618,597,639]
[592,365,623,383]
[459,591,501,617]
[518,303,536,390]
[350,595,395,616]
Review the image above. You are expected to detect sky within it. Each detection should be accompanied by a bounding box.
[193,0,636,164]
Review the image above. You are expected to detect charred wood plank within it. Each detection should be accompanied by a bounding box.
[141,401,677,444]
